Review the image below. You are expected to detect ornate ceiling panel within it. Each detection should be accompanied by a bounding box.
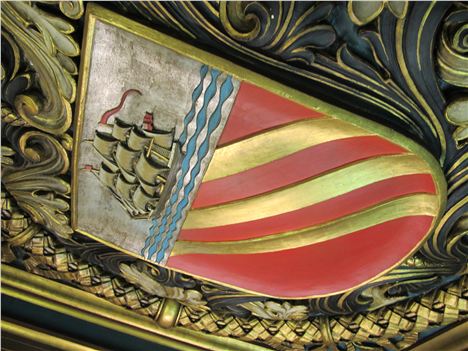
[1,1,467,350]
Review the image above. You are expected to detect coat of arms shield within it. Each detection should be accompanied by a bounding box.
[72,5,445,298]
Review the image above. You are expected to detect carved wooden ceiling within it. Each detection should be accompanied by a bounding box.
[1,1,467,350]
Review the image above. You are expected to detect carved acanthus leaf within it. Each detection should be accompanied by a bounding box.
[1,1,80,135]
[120,263,208,311]
[1,126,72,238]
[241,301,308,321]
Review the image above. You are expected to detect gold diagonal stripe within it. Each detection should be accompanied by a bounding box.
[183,154,431,229]
[173,193,438,256]
[203,117,374,181]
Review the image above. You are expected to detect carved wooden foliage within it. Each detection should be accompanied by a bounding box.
[1,2,467,351]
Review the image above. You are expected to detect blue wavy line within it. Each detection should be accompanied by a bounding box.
[144,69,220,259]
[155,76,234,262]
[179,65,209,145]
[141,65,209,256]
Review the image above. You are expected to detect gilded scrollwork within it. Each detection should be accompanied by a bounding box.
[1,2,467,350]
[1,125,72,238]
[347,1,408,26]
[56,1,85,20]
[418,8,467,281]
[0,1,78,238]
[437,6,468,148]
[445,97,468,148]
[219,2,336,65]
[9,222,466,351]
[437,6,468,88]
[1,191,41,247]
[120,262,208,311]
[179,276,468,351]
[240,301,308,321]
[1,1,80,135]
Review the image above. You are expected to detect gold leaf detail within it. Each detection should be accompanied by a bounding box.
[219,2,261,42]
[2,130,72,237]
[241,301,308,321]
[120,263,208,311]
[348,1,408,27]
[58,1,85,20]
[348,1,384,26]
[386,1,408,19]
[1,1,82,135]
[437,10,468,88]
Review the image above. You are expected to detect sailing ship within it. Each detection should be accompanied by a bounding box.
[90,89,180,219]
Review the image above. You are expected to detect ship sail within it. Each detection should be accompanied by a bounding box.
[101,157,119,173]
[93,131,118,159]
[139,179,162,197]
[133,186,158,212]
[119,167,137,184]
[115,175,138,201]
[115,142,139,173]
[92,111,180,219]
[99,164,118,188]
[127,127,151,150]
[135,153,169,184]
[143,128,174,149]
[112,117,133,141]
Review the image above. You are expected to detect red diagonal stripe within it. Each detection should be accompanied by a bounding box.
[180,174,436,242]
[169,216,434,297]
[219,82,322,146]
[193,136,407,209]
